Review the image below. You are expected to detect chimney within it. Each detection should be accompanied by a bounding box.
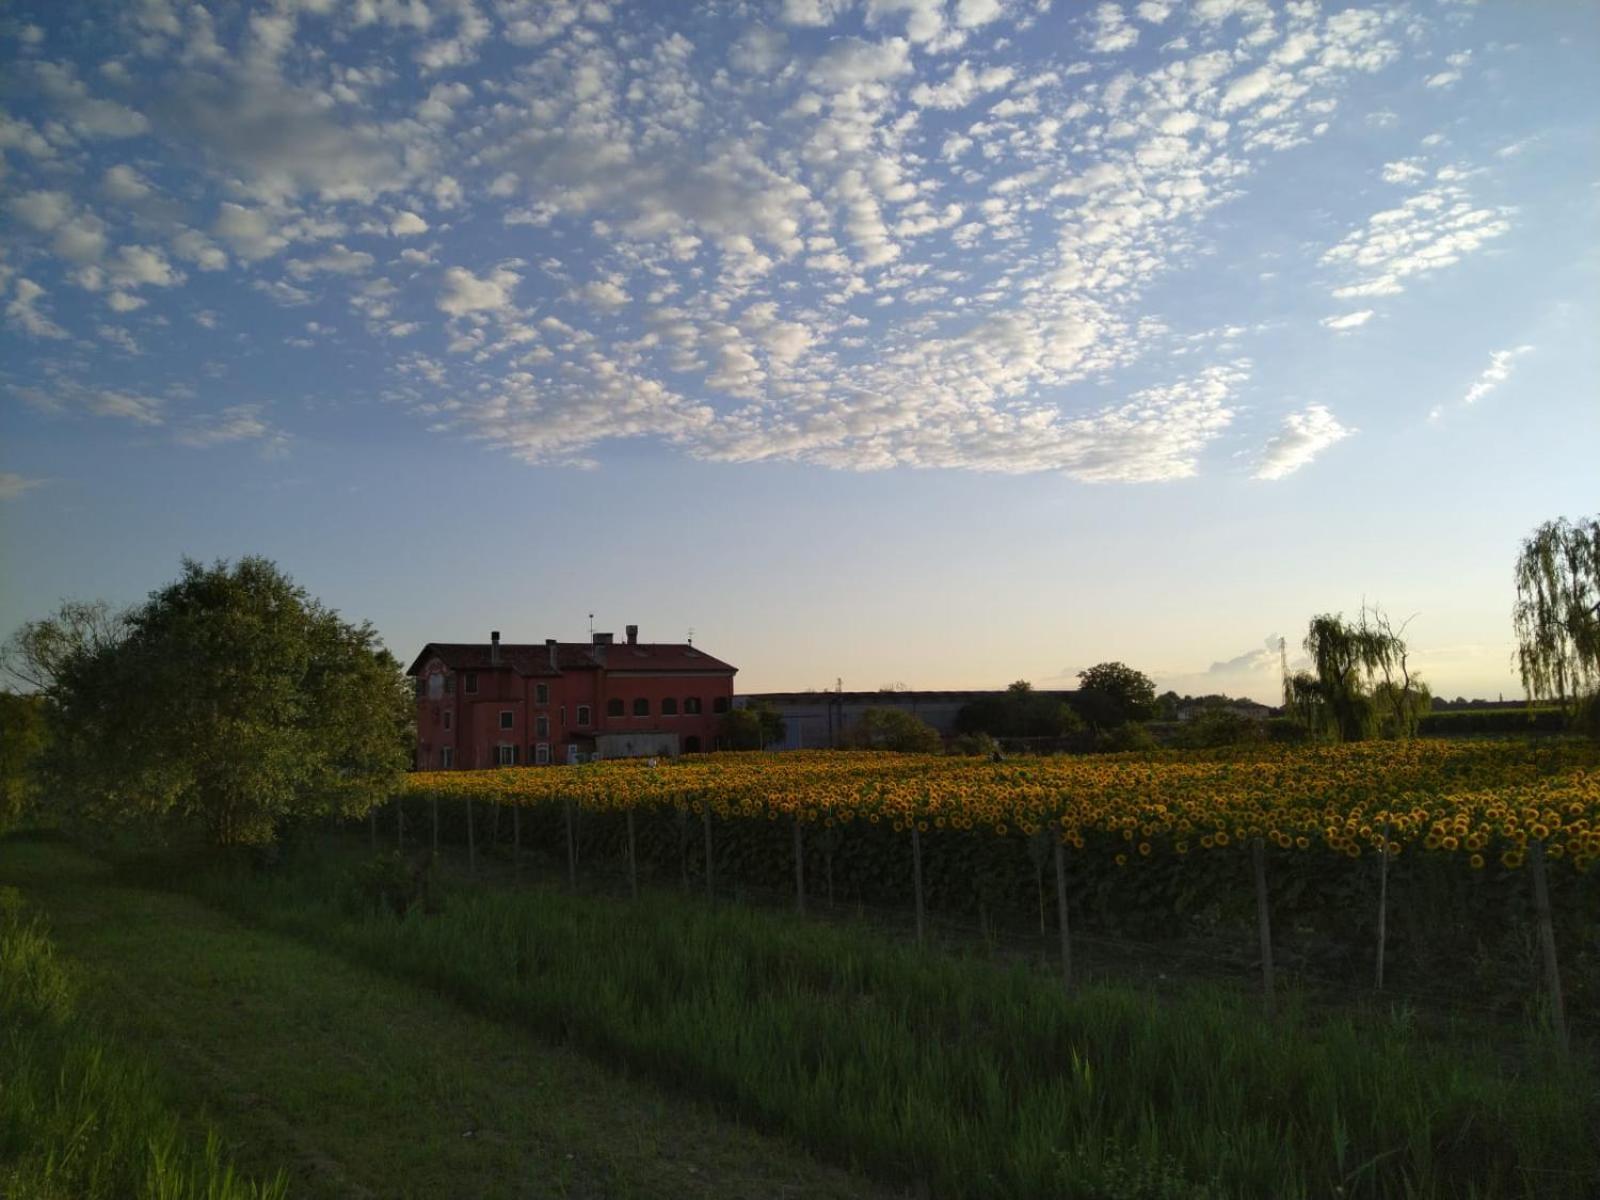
[626,624,638,645]
[592,630,611,664]
[490,630,501,666]
[593,631,613,645]
[546,637,558,671]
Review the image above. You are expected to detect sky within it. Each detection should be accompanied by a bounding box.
[1,0,1596,705]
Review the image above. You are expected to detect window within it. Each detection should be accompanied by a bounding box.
[536,715,549,737]
[684,697,702,715]
[465,672,478,694]
[559,705,566,727]
[442,710,451,730]
[713,696,729,714]
[632,697,650,717]
[535,743,550,765]
[661,697,678,716]
[535,683,549,704]
[577,705,591,726]
[496,744,516,766]
[444,674,455,695]
[499,710,514,729]
[440,746,454,768]
[606,698,624,717]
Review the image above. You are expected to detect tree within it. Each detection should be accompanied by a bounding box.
[1,599,129,693]
[1293,606,1425,742]
[0,692,47,833]
[848,707,943,753]
[954,680,1082,740]
[1073,662,1157,730]
[38,557,412,846]
[1513,515,1600,719]
[720,701,785,751]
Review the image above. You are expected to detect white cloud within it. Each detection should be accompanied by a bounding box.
[1088,4,1138,54]
[1323,181,1511,299]
[285,244,376,279]
[101,164,155,202]
[438,265,520,316]
[172,229,229,271]
[5,278,69,339]
[213,204,290,262]
[1462,345,1533,406]
[1253,404,1354,480]
[8,189,73,231]
[175,405,289,452]
[1320,310,1373,331]
[390,211,429,237]
[574,278,629,310]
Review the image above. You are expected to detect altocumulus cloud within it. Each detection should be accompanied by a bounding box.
[1253,405,1355,481]
[0,1,1542,483]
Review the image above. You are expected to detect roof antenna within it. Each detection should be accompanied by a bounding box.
[588,612,594,638]
[687,626,695,646]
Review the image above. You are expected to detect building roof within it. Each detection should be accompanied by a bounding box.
[407,641,735,677]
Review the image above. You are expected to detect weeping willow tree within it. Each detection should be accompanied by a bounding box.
[1513,515,1600,729]
[1287,607,1427,742]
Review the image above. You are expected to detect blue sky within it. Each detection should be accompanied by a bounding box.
[2,0,1596,703]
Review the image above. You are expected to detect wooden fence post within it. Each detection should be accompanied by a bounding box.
[1375,822,1390,992]
[911,825,926,946]
[793,816,806,915]
[564,799,577,889]
[1053,826,1073,991]
[431,796,439,856]
[1252,837,1275,1018]
[626,808,639,900]
[1529,840,1569,1055]
[702,805,715,902]
[512,804,521,874]
[678,806,690,890]
[466,796,476,874]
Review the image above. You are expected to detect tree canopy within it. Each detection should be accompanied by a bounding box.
[1289,606,1427,742]
[848,707,943,753]
[955,680,1083,740]
[1073,662,1157,729]
[1513,515,1599,717]
[720,701,786,751]
[28,557,412,846]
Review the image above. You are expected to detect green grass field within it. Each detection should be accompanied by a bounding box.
[0,834,891,1200]
[4,830,1597,1198]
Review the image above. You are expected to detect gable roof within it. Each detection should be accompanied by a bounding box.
[407,641,735,677]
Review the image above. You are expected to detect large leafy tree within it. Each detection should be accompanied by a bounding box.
[720,701,786,751]
[955,680,1082,740]
[848,707,943,753]
[38,557,412,846]
[1073,663,1157,730]
[0,692,47,833]
[1291,607,1426,742]
[1513,515,1600,722]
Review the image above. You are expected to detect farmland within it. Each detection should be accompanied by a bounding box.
[4,737,1599,1198]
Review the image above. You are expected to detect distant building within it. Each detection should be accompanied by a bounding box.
[408,627,736,769]
[735,689,1075,750]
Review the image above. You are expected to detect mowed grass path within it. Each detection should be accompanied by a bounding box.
[0,836,892,1200]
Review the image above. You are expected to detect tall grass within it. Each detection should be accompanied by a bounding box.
[189,852,1599,1199]
[0,887,287,1200]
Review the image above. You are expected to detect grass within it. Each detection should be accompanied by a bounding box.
[0,834,892,1200]
[0,881,287,1200]
[166,837,1599,1200]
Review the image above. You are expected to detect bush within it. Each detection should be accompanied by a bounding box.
[949,732,1001,758]
[1174,709,1264,749]
[1095,723,1158,753]
[350,851,442,918]
[1416,708,1566,736]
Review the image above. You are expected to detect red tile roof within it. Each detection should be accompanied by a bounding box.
[407,641,735,677]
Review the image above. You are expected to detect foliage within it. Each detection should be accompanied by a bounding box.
[1074,663,1158,729]
[1514,515,1600,722]
[349,851,441,918]
[1095,722,1158,753]
[949,731,1002,758]
[0,887,286,1199]
[1293,607,1426,742]
[846,707,943,753]
[720,700,786,750]
[955,680,1083,739]
[1,600,129,694]
[0,694,47,834]
[1174,708,1264,750]
[38,557,413,846]
[1417,708,1567,736]
[188,847,1600,1199]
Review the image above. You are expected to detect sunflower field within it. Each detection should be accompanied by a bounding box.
[400,739,1600,1018]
